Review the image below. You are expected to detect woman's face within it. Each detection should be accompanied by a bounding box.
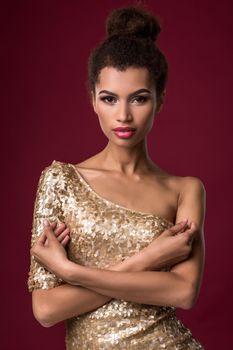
[91,66,164,146]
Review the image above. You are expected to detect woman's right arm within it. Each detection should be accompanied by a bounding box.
[28,162,148,327]
[32,251,142,327]
[32,220,192,327]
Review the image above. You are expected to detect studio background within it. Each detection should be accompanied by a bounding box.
[2,1,232,349]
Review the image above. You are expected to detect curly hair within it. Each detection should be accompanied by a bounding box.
[86,4,168,101]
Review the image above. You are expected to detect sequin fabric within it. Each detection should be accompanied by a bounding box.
[28,160,204,349]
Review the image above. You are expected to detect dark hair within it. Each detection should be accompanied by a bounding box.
[86,4,168,101]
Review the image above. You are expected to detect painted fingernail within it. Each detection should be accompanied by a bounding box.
[43,219,50,226]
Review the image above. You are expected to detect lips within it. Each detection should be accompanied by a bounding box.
[113,128,136,139]
[113,127,136,131]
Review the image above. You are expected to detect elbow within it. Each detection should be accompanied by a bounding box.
[32,295,56,328]
[37,316,55,328]
[33,304,55,328]
[37,319,54,328]
[180,283,198,310]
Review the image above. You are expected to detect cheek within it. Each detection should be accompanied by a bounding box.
[133,101,155,117]
[95,102,116,120]
[134,107,155,136]
[145,116,155,133]
[96,110,112,137]
[134,105,155,125]
[139,116,155,136]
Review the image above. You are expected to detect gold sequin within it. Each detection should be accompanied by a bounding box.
[28,160,204,349]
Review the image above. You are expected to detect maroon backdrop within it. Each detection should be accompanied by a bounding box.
[2,0,232,349]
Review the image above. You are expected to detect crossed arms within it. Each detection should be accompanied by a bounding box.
[30,176,206,327]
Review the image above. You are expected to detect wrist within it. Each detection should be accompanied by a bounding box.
[135,248,162,271]
[111,252,148,272]
[132,250,150,271]
[61,260,82,284]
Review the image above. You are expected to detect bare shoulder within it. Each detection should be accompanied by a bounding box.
[158,167,205,194]
[160,171,206,224]
[170,174,206,211]
[178,175,206,198]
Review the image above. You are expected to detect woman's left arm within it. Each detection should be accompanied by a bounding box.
[33,177,205,310]
[169,176,206,304]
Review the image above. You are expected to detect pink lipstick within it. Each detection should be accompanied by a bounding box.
[112,127,136,139]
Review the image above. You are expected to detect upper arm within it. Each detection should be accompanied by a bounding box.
[171,176,206,301]
[27,161,66,293]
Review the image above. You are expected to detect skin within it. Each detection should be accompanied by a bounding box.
[30,66,206,327]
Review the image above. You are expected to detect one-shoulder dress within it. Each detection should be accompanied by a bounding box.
[27,160,204,349]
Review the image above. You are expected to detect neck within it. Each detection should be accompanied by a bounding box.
[99,139,154,175]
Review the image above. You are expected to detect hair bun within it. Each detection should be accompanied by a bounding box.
[106,5,161,42]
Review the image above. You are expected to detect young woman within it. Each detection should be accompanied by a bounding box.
[28,5,206,349]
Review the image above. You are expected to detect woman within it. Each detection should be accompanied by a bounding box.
[28,5,206,349]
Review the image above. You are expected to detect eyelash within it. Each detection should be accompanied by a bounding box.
[100,96,149,104]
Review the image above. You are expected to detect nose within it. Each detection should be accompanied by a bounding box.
[117,101,132,122]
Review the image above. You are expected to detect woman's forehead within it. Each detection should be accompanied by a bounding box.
[96,66,153,92]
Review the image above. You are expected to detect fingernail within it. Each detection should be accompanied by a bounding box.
[43,219,50,226]
[182,218,188,223]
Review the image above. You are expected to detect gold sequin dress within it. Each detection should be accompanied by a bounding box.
[28,160,204,349]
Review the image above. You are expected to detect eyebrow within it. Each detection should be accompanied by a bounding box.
[98,89,152,97]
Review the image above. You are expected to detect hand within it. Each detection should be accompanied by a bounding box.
[137,219,197,271]
[30,219,70,279]
[44,221,70,247]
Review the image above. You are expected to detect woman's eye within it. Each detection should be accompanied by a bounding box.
[101,96,116,104]
[100,95,148,104]
[132,96,148,103]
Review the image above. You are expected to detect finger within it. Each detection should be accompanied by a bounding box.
[57,228,70,242]
[54,222,66,236]
[37,231,47,245]
[179,221,190,233]
[44,237,49,246]
[61,235,70,247]
[43,219,57,240]
[184,222,198,242]
[50,221,57,229]
[179,222,191,233]
[166,219,189,236]
[185,222,197,235]
[43,220,56,246]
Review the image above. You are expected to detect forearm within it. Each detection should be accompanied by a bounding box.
[65,262,192,309]
[34,243,180,327]
[33,253,144,327]
[33,283,111,327]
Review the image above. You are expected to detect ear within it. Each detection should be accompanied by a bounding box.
[156,89,166,113]
[91,91,97,114]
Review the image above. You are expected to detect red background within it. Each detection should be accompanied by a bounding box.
[2,0,232,349]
